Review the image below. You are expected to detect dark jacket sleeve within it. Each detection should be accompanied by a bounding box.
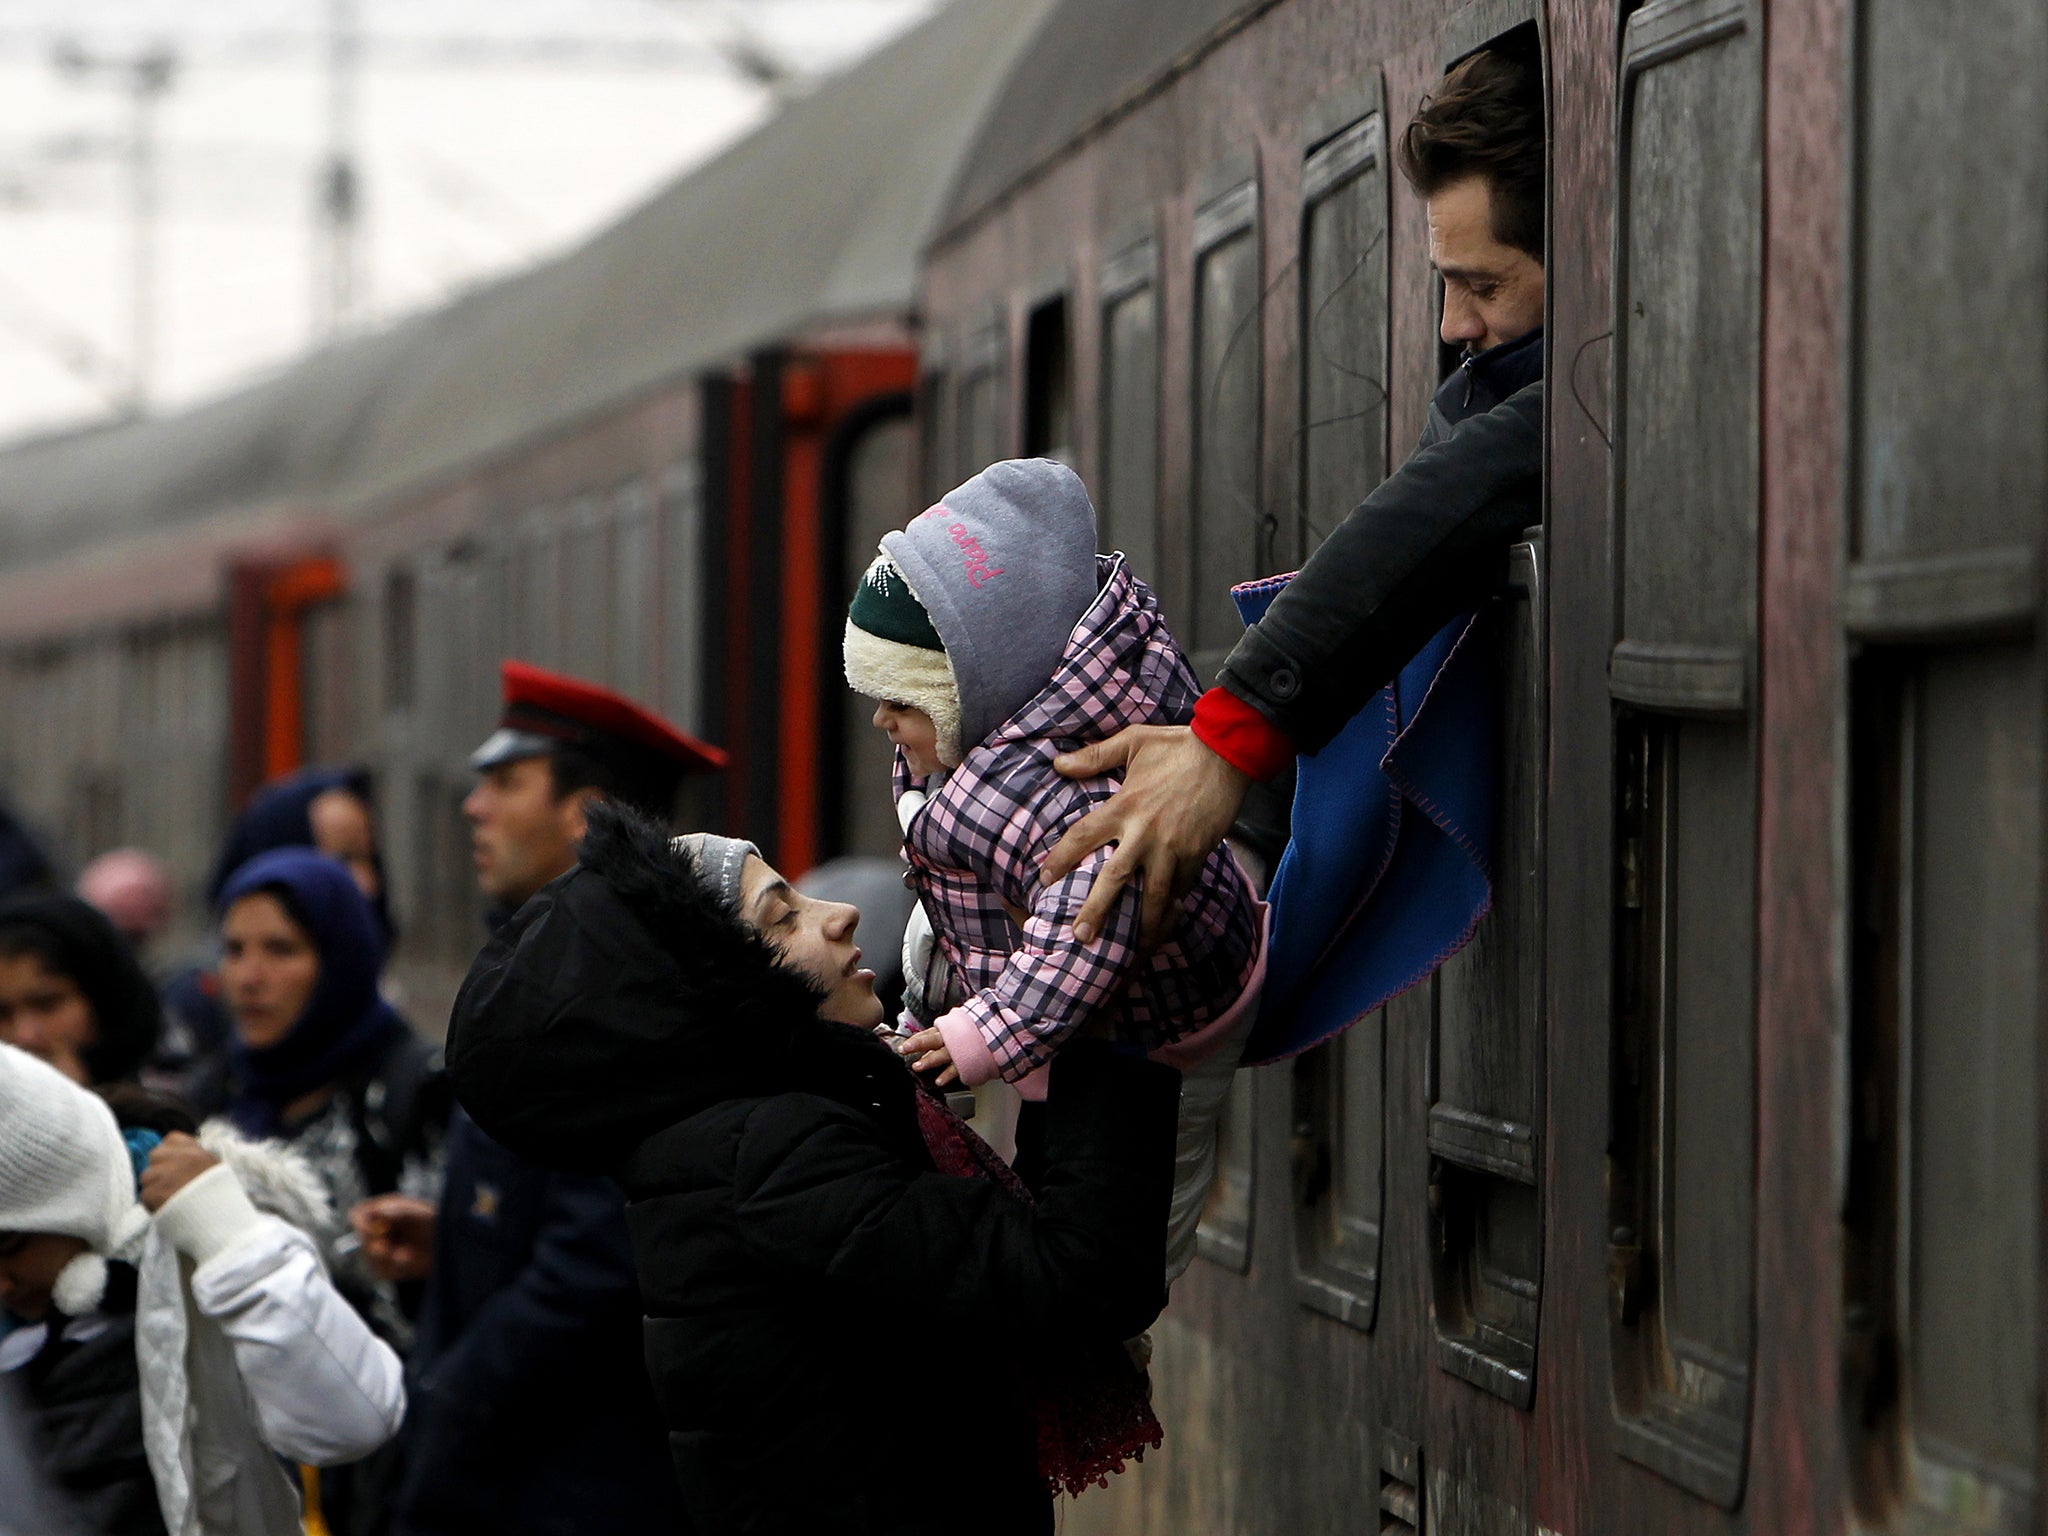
[731,1042,1181,1344]
[1219,379,1543,754]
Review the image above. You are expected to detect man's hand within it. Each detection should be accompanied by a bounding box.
[1043,724,1252,948]
[895,1026,960,1088]
[350,1194,438,1283]
[140,1133,221,1213]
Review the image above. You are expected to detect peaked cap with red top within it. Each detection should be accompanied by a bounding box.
[470,660,726,813]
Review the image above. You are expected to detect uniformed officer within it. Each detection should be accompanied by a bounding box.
[353,660,724,1536]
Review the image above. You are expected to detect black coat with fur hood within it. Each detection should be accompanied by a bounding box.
[447,804,1181,1536]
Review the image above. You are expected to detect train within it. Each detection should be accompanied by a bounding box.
[0,0,2041,1532]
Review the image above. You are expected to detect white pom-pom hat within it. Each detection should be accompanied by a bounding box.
[0,1043,150,1315]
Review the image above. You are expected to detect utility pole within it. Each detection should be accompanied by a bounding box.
[52,40,175,416]
[315,0,363,337]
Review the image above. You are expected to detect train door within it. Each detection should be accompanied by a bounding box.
[226,552,347,809]
[1840,0,2047,1528]
[821,390,917,862]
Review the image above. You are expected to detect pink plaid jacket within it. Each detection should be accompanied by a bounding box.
[900,556,1262,1088]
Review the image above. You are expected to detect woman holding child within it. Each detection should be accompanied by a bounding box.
[446,801,1178,1536]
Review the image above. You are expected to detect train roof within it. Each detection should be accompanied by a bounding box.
[0,0,1053,571]
[935,0,1262,237]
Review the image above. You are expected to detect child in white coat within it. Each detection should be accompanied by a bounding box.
[0,1043,403,1536]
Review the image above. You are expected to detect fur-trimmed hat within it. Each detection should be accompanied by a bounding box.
[843,553,963,769]
[0,1043,151,1316]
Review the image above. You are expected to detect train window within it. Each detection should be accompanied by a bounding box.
[1292,1016,1384,1329]
[1196,1071,1255,1272]
[515,521,563,669]
[1845,0,2045,635]
[1098,234,1160,586]
[1429,536,1544,1405]
[1022,291,1073,465]
[658,458,706,736]
[1608,0,1761,1503]
[561,496,613,685]
[1188,165,1263,674]
[612,481,656,703]
[957,317,1007,482]
[382,565,416,714]
[1297,100,1389,557]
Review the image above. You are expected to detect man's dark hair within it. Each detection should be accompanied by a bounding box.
[1397,44,1545,262]
[547,747,675,821]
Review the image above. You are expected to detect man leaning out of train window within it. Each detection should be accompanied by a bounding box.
[1045,41,1549,944]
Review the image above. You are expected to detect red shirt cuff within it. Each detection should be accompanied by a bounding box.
[1191,687,1295,781]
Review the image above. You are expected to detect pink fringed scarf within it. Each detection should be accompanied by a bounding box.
[912,1089,1164,1496]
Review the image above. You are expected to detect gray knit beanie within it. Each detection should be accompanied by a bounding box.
[671,832,760,912]
[879,459,1098,755]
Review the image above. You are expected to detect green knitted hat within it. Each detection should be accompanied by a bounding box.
[843,553,962,768]
[847,554,943,651]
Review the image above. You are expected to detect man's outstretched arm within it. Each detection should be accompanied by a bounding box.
[1046,382,1543,943]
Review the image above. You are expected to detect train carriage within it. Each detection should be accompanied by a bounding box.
[0,0,2038,1531]
[918,0,2046,1532]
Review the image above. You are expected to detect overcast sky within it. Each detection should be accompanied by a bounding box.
[0,0,941,442]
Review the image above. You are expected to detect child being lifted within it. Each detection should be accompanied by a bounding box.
[843,457,1264,1281]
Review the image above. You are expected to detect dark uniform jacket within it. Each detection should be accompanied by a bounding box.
[1219,328,1545,753]
[445,805,1181,1536]
[389,1109,683,1536]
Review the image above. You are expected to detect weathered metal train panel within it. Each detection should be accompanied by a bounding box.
[1836,0,2047,1529]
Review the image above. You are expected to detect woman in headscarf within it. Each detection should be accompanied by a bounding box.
[214,849,447,1348]
[160,766,398,1118]
[449,803,1177,1536]
[0,892,161,1086]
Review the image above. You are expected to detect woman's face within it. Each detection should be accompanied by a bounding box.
[309,788,380,901]
[220,893,322,1049]
[0,1230,88,1322]
[0,955,96,1084]
[738,855,884,1028]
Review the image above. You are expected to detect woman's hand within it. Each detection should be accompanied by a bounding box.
[895,1026,959,1088]
[140,1133,221,1213]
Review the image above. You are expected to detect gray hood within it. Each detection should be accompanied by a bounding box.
[882,458,1099,753]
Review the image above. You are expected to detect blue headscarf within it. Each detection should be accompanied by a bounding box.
[218,847,405,1137]
[207,766,397,945]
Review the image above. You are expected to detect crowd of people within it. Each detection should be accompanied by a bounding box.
[0,40,1544,1536]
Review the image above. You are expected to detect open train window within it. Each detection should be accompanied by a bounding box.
[1607,0,1761,1504]
[1098,230,1161,589]
[956,315,1008,481]
[1187,155,1263,679]
[1022,289,1072,465]
[1841,0,2046,1521]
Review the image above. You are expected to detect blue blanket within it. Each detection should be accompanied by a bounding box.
[1232,575,1497,1064]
